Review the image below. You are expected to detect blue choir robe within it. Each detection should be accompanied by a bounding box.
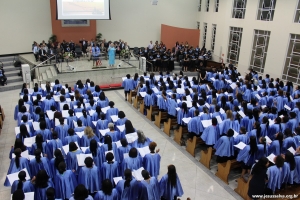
[17,112,31,126]
[54,170,78,199]
[106,108,119,122]
[122,79,134,91]
[117,145,131,163]
[101,143,120,163]
[282,137,297,153]
[108,47,116,65]
[166,99,178,117]
[236,144,264,167]
[63,135,81,145]
[286,119,298,132]
[201,125,220,146]
[100,161,120,184]
[29,157,52,178]
[188,116,200,134]
[46,139,63,159]
[85,147,104,167]
[157,96,167,110]
[116,179,148,200]
[294,135,300,147]
[121,157,143,172]
[274,96,284,111]
[240,117,255,133]
[247,129,259,143]
[141,177,160,200]
[4,157,30,186]
[214,136,235,157]
[234,134,248,145]
[115,118,128,126]
[81,135,100,147]
[260,124,269,137]
[267,166,282,192]
[294,157,300,184]
[243,89,252,102]
[105,131,120,142]
[43,99,55,112]
[9,148,29,160]
[54,124,69,140]
[50,157,67,178]
[35,129,52,141]
[233,120,241,133]
[159,174,183,200]
[66,149,83,174]
[177,109,189,125]
[143,153,161,178]
[14,105,20,120]
[79,115,92,127]
[292,107,300,125]
[11,180,34,194]
[69,195,93,200]
[34,180,54,200]
[31,142,47,155]
[67,116,77,129]
[94,189,120,200]
[268,124,282,140]
[97,99,109,108]
[219,119,234,135]
[132,138,152,148]
[74,126,86,132]
[78,166,101,193]
[281,162,291,185]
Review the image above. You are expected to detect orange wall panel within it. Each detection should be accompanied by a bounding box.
[161,24,200,49]
[50,0,97,43]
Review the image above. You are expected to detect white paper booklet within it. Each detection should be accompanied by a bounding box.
[201,120,212,128]
[234,142,247,150]
[76,131,84,138]
[7,168,30,185]
[182,117,191,124]
[76,154,93,166]
[117,125,125,132]
[24,136,36,147]
[267,153,276,164]
[125,132,138,143]
[132,167,145,181]
[99,128,110,137]
[111,115,119,122]
[113,177,123,185]
[137,146,150,157]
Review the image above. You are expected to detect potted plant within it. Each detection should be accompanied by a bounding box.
[49,34,57,43]
[96,33,102,42]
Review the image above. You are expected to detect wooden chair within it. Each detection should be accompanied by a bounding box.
[199,147,214,169]
[186,136,204,157]
[146,105,159,121]
[128,91,137,104]
[139,100,145,114]
[163,118,178,136]
[174,126,188,145]
[215,159,241,184]
[133,96,143,109]
[154,111,168,128]
[234,176,251,200]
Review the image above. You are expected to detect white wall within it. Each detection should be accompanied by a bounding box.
[0,0,52,55]
[96,0,199,48]
[197,0,300,79]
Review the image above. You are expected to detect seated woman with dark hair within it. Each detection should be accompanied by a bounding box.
[266,155,286,194]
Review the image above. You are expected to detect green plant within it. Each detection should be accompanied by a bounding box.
[49,34,57,43]
[96,33,102,42]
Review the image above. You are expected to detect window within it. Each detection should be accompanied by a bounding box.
[203,23,208,47]
[197,22,200,30]
[294,0,300,23]
[249,30,271,74]
[257,0,276,21]
[211,24,217,52]
[227,27,243,65]
[198,0,202,11]
[206,0,210,12]
[282,34,300,84]
[215,0,219,12]
[232,0,247,19]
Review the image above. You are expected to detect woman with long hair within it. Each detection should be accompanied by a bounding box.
[117,138,131,163]
[177,102,189,126]
[34,121,52,141]
[84,139,104,167]
[284,151,297,185]
[140,170,160,200]
[31,133,47,156]
[29,149,52,179]
[266,155,285,193]
[69,184,93,200]
[121,147,142,172]
[124,119,136,135]
[63,128,81,146]
[101,135,119,163]
[50,149,65,176]
[9,138,28,160]
[201,117,221,146]
[5,148,31,186]
[247,157,269,198]
[132,130,152,148]
[81,126,99,147]
[79,109,92,127]
[33,169,54,200]
[46,131,63,160]
[54,162,78,199]
[100,152,120,185]
[268,117,282,140]
[17,124,31,142]
[214,129,236,163]
[11,170,34,194]
[94,179,120,199]
[66,142,83,175]
[159,165,183,200]
[54,117,69,140]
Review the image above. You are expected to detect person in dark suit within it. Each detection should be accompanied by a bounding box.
[69,40,75,51]
[79,38,88,56]
[47,48,56,64]
[39,46,48,63]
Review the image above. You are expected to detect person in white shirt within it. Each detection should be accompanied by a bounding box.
[148,41,154,50]
[33,43,40,62]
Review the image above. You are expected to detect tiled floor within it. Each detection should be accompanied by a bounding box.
[0,89,241,200]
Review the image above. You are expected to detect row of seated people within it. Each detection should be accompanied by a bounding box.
[7,80,185,200]
[122,66,300,197]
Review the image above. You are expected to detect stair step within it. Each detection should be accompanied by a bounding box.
[0,81,23,93]
[50,66,58,77]
[42,72,47,81]
[4,71,19,77]
[0,56,15,62]
[3,65,21,72]
[7,75,23,84]
[46,69,53,79]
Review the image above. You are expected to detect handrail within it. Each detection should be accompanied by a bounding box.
[27,55,56,73]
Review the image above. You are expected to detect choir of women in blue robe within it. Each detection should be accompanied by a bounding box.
[132,130,152,148]
[5,148,31,186]
[69,184,94,200]
[84,139,104,167]
[201,117,220,146]
[106,123,120,142]
[214,129,235,163]
[234,127,248,145]
[108,43,116,67]
[81,126,100,147]
[35,121,52,141]
[34,170,54,200]
[116,169,148,200]
[267,155,285,193]
[54,118,69,140]
[66,142,83,174]
[282,128,297,153]
[31,134,47,156]
[16,124,31,143]
[121,147,143,172]
[14,99,24,121]
[9,138,29,160]
[143,142,161,178]
[118,139,132,163]
[17,105,31,126]
[78,157,101,193]
[115,111,127,126]
[101,135,120,163]
[63,128,80,145]
[187,109,200,139]
[284,151,298,184]
[11,171,34,194]
[29,149,52,178]
[46,131,63,160]
[219,110,235,135]
[100,152,120,185]
[94,179,120,200]
[159,165,183,200]
[54,162,78,199]
[268,117,282,140]
[122,74,134,101]
[141,170,160,200]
